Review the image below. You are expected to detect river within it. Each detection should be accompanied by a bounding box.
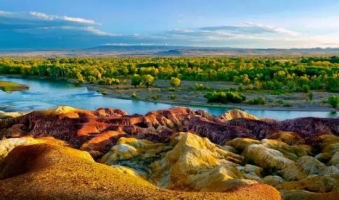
[0,76,338,120]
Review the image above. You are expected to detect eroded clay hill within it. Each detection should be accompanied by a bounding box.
[1,106,339,199]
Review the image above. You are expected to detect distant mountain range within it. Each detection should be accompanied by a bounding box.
[1,45,339,56]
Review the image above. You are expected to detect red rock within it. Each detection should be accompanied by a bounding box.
[1,106,339,158]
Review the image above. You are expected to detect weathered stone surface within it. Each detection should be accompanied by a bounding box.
[0,136,66,161]
[219,109,259,121]
[150,132,245,191]
[1,106,339,199]
[0,143,282,200]
[263,175,284,186]
[0,110,25,119]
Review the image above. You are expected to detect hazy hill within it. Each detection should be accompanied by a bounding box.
[1,45,339,57]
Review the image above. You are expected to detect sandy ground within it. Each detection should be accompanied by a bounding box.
[85,79,338,112]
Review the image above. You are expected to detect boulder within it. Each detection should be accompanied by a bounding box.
[242,144,294,171]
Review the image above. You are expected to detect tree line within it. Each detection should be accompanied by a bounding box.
[0,56,339,92]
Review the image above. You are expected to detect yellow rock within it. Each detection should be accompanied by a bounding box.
[281,156,329,181]
[226,138,261,151]
[262,175,284,186]
[277,175,339,193]
[0,110,25,119]
[111,165,148,179]
[315,135,339,163]
[101,137,170,164]
[242,144,294,171]
[329,152,339,167]
[101,137,172,178]
[273,132,306,145]
[282,190,339,200]
[45,106,78,114]
[150,132,246,191]
[219,109,259,121]
[237,164,263,181]
[0,143,283,200]
[0,137,43,161]
[261,139,311,161]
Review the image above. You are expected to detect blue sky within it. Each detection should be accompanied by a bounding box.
[1,0,339,49]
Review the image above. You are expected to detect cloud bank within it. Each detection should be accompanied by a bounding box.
[0,10,338,49]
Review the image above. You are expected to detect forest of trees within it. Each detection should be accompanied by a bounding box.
[0,56,339,93]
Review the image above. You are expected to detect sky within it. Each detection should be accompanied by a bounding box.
[1,0,339,49]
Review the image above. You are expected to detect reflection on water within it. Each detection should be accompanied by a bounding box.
[0,77,338,120]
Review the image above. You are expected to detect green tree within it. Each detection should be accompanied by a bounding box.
[328,95,339,108]
[302,84,310,93]
[87,76,96,83]
[142,74,155,87]
[170,77,181,87]
[131,74,142,87]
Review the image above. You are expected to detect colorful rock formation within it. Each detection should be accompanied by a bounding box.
[1,106,339,199]
[0,142,281,200]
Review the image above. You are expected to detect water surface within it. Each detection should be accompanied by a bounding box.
[0,76,338,120]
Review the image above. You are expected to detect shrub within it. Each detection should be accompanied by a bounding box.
[283,103,292,107]
[302,84,310,93]
[204,91,246,104]
[328,95,339,108]
[86,76,96,83]
[248,97,266,105]
[277,100,284,105]
[170,77,181,87]
[194,83,210,91]
[131,74,142,87]
[131,92,137,99]
[151,94,160,100]
[170,94,176,100]
[238,83,244,92]
[142,74,155,87]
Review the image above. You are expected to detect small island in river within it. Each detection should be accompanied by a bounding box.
[0,81,29,92]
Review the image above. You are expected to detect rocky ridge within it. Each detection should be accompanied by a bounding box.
[1,106,339,199]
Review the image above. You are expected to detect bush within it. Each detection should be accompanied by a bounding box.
[86,76,96,83]
[328,95,339,108]
[131,74,142,87]
[170,94,176,100]
[248,97,266,105]
[131,92,137,99]
[170,77,181,87]
[168,87,176,91]
[238,83,244,92]
[142,74,155,87]
[302,84,310,93]
[194,83,210,91]
[277,100,284,105]
[151,94,160,100]
[98,77,120,85]
[204,91,246,104]
[283,103,292,107]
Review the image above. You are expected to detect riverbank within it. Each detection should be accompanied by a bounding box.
[1,74,337,112]
[84,79,338,112]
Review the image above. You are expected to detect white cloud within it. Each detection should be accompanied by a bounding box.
[84,27,114,36]
[244,22,300,36]
[200,23,300,36]
[29,11,54,20]
[0,10,337,49]
[63,16,96,25]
